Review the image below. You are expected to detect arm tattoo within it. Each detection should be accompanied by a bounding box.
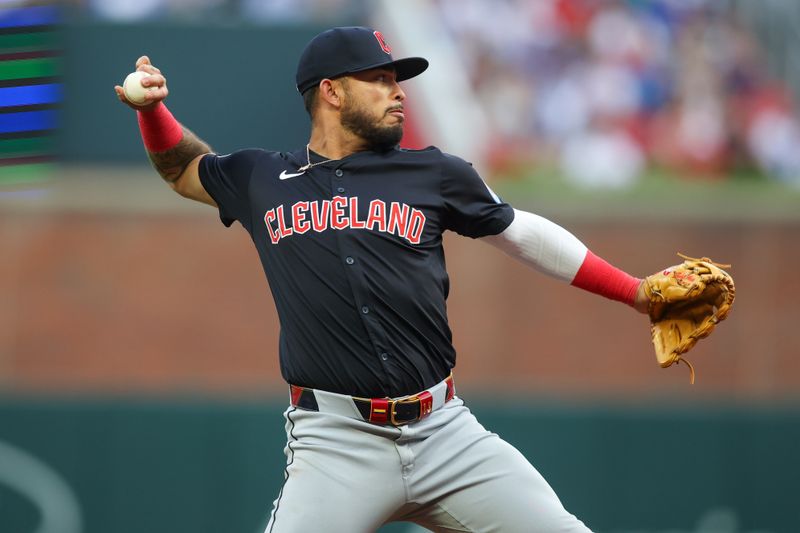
[147,126,211,183]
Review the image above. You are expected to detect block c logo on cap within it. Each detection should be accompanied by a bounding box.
[373,31,392,54]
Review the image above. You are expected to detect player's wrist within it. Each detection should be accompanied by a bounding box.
[137,101,183,152]
[632,280,649,314]
[570,251,641,306]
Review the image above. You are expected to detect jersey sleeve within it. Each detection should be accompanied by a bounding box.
[198,149,264,228]
[440,153,514,238]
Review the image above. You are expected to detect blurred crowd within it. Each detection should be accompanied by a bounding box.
[71,0,364,24]
[434,0,800,186]
[71,0,800,186]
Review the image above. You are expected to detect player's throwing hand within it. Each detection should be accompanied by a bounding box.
[114,56,168,111]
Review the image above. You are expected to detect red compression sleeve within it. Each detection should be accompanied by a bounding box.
[137,102,183,152]
[570,251,642,306]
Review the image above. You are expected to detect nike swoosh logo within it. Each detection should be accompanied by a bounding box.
[279,170,305,180]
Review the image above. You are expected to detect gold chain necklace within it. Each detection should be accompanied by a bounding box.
[298,144,337,172]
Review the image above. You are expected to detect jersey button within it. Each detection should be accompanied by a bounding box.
[337,187,345,193]
[380,352,389,361]
[361,306,369,314]
[345,256,355,265]
[335,169,344,177]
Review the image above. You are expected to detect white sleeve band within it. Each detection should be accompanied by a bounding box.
[483,209,588,282]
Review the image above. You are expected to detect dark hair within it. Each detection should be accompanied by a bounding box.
[303,86,319,118]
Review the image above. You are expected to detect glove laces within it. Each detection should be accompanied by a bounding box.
[675,356,696,385]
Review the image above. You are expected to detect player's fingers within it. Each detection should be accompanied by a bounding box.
[136,55,150,68]
[142,86,169,102]
[113,85,142,109]
[137,64,162,77]
[140,73,166,88]
[114,85,129,102]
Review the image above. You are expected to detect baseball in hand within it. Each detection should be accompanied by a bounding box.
[122,71,156,105]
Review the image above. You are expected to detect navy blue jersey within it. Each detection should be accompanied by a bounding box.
[199,146,514,397]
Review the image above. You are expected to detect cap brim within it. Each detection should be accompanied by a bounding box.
[391,57,429,82]
[298,57,429,94]
[350,56,429,82]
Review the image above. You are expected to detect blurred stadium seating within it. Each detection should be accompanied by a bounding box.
[59,0,800,187]
[431,0,800,187]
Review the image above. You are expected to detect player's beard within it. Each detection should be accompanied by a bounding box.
[340,98,404,151]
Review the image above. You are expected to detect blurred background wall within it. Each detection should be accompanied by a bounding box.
[1,1,799,532]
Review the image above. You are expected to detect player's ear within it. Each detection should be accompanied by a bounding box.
[319,78,344,109]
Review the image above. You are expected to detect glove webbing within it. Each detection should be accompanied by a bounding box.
[676,252,731,269]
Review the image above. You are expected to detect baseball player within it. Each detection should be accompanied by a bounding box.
[115,26,652,533]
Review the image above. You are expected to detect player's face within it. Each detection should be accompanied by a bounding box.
[339,68,406,150]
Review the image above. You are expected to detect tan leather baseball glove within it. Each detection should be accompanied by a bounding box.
[643,254,735,383]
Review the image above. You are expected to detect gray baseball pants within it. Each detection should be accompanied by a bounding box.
[264,394,592,533]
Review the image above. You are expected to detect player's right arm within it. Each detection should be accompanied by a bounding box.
[114,56,216,206]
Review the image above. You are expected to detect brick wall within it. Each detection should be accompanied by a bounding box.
[2,211,796,400]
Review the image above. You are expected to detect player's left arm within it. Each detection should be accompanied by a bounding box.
[483,209,649,313]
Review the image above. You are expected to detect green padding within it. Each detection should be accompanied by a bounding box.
[59,22,322,163]
[0,58,58,80]
[0,32,56,51]
[0,399,798,533]
[0,136,51,155]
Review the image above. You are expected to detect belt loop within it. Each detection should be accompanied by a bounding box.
[290,385,303,406]
[445,374,455,402]
[369,398,390,424]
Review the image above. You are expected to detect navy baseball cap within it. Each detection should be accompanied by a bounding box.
[296,26,429,94]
